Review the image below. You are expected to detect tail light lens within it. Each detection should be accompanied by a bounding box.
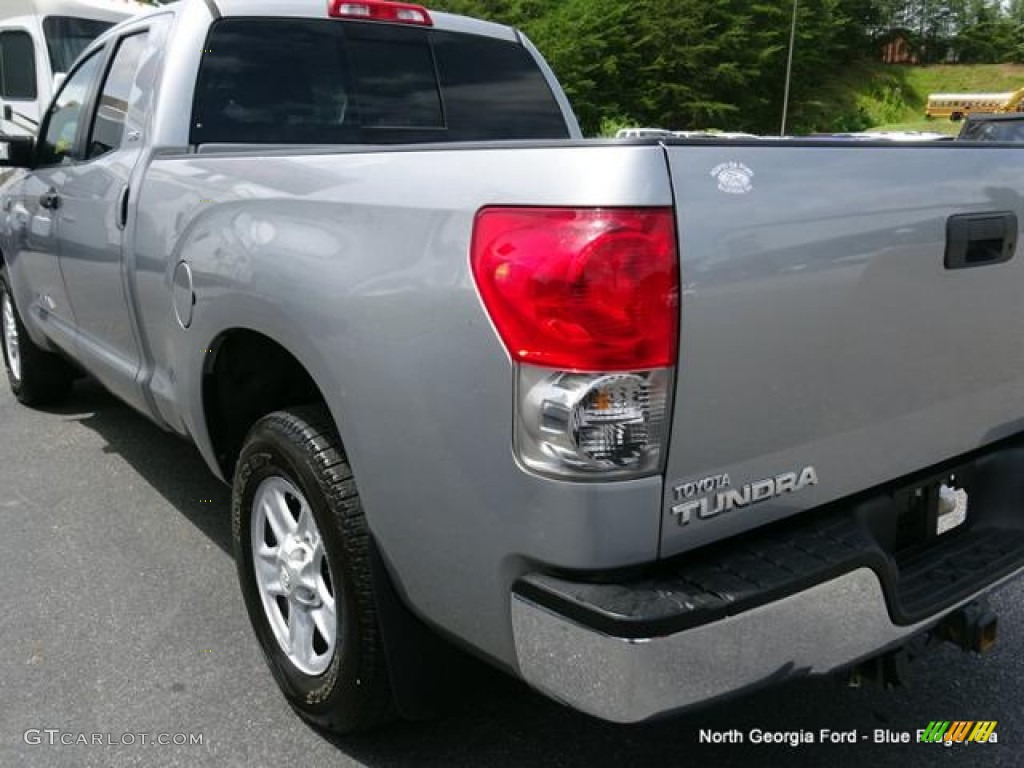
[471,207,678,372]
[471,207,679,479]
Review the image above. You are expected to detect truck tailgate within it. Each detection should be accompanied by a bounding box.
[661,143,1024,558]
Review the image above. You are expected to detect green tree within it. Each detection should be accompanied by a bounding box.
[433,1,1016,134]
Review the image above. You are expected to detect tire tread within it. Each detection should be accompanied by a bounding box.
[0,272,74,407]
[233,405,394,734]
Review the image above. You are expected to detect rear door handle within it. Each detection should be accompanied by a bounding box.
[945,212,1017,270]
[38,188,61,210]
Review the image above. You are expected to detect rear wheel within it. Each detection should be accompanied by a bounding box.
[233,406,394,733]
[0,271,74,406]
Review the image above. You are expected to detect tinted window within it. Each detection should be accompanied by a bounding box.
[961,119,1024,142]
[191,19,567,145]
[39,51,102,166]
[984,121,1024,142]
[0,31,37,100]
[43,17,112,74]
[346,26,442,129]
[88,33,148,159]
[1000,123,1024,141]
[193,20,359,145]
[432,31,568,140]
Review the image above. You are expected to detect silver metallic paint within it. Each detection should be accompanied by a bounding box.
[131,144,672,663]
[0,0,1021,676]
[662,144,1024,557]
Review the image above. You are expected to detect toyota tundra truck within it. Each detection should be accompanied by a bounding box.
[1,0,1023,734]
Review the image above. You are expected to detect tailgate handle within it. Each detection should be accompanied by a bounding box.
[945,212,1017,270]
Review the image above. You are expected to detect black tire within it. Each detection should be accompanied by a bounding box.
[232,405,394,734]
[0,270,74,406]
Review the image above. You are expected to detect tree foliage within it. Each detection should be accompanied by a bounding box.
[435,0,1024,135]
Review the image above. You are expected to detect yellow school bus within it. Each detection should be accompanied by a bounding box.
[1007,88,1024,113]
[927,88,1024,120]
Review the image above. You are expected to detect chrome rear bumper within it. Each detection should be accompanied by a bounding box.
[511,566,1022,723]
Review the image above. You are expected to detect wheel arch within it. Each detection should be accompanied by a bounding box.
[205,331,449,722]
[200,327,334,481]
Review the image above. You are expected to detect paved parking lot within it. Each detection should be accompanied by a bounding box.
[1,379,1020,767]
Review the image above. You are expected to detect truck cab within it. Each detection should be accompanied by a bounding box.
[0,0,146,137]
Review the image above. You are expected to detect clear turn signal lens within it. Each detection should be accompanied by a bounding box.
[516,365,671,479]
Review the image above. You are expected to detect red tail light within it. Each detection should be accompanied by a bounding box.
[328,0,433,25]
[471,207,679,372]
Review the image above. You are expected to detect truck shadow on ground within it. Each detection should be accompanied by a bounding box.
[331,643,1016,768]
[42,377,233,555]
[48,379,1019,768]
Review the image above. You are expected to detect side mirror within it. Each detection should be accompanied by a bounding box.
[0,135,35,168]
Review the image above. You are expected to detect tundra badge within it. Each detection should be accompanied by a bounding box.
[671,467,818,525]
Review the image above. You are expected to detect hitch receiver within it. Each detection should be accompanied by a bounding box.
[847,598,998,690]
[940,599,998,654]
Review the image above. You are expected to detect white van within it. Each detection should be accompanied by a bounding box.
[0,0,146,136]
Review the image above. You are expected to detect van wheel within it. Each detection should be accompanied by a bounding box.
[233,406,394,734]
[1,272,74,406]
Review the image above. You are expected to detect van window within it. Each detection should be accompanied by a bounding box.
[0,30,37,100]
[43,17,112,74]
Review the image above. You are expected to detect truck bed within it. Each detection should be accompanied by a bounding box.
[661,140,1023,557]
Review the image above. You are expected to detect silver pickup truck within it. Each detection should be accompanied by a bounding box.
[2,0,1024,735]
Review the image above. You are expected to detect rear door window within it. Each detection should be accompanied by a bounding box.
[191,19,568,145]
[87,32,149,159]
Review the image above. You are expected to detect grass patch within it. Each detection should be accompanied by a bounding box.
[870,119,961,135]
[797,62,1024,134]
